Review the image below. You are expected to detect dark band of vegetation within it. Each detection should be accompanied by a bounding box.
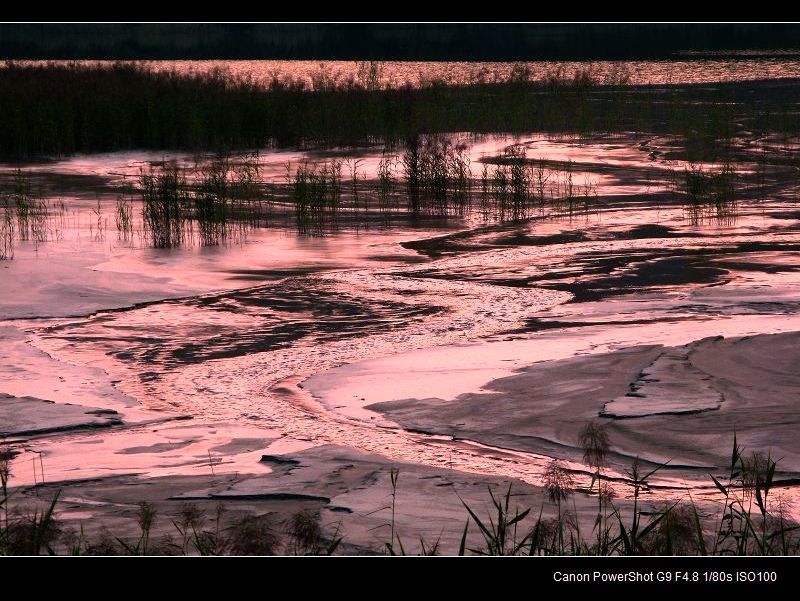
[3,429,798,555]
[2,62,800,159]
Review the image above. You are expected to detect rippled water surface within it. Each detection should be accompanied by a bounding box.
[3,131,800,518]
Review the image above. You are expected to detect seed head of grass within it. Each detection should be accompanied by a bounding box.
[579,420,610,471]
[543,459,575,505]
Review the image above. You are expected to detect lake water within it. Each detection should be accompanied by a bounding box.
[3,132,800,517]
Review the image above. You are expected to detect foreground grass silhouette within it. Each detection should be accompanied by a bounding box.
[2,427,797,555]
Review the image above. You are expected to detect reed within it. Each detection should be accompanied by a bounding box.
[479,163,491,221]
[0,169,59,253]
[377,151,397,213]
[138,153,265,247]
[90,199,106,242]
[289,160,344,234]
[401,137,479,217]
[681,162,738,223]
[508,147,530,220]
[140,163,190,248]
[459,484,533,555]
[116,501,157,555]
[2,428,799,555]
[0,199,13,260]
[3,61,794,159]
[115,195,134,240]
[402,138,422,214]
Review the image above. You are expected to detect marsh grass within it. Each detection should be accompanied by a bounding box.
[115,195,134,240]
[116,501,156,555]
[579,420,613,554]
[356,61,384,92]
[377,151,398,215]
[139,152,266,248]
[480,163,491,221]
[1,446,61,555]
[286,510,343,556]
[347,158,366,223]
[3,429,800,555]
[288,159,345,234]
[400,137,474,217]
[480,153,599,222]
[380,467,445,556]
[680,162,738,223]
[705,433,800,555]
[90,199,107,242]
[458,484,533,555]
[0,169,67,257]
[140,163,190,248]
[0,199,13,260]
[2,61,800,159]
[385,467,402,555]
[1,139,750,250]
[543,459,575,553]
[9,169,49,245]
[607,457,672,555]
[455,430,800,557]
[1,445,11,547]
[137,139,606,241]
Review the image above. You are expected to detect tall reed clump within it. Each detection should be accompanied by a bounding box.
[194,159,230,246]
[90,199,106,242]
[401,136,472,217]
[10,169,32,240]
[356,61,384,91]
[140,163,189,248]
[116,502,157,555]
[478,152,598,223]
[381,468,444,556]
[403,138,422,214]
[287,159,344,234]
[0,169,58,255]
[8,169,49,245]
[508,147,530,220]
[193,156,261,246]
[490,155,510,219]
[479,163,490,220]
[115,195,134,240]
[681,162,738,223]
[458,484,533,556]
[0,199,13,260]
[347,158,365,222]
[483,146,531,221]
[139,153,264,248]
[199,152,263,244]
[450,144,472,216]
[607,457,673,555]
[377,151,398,215]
